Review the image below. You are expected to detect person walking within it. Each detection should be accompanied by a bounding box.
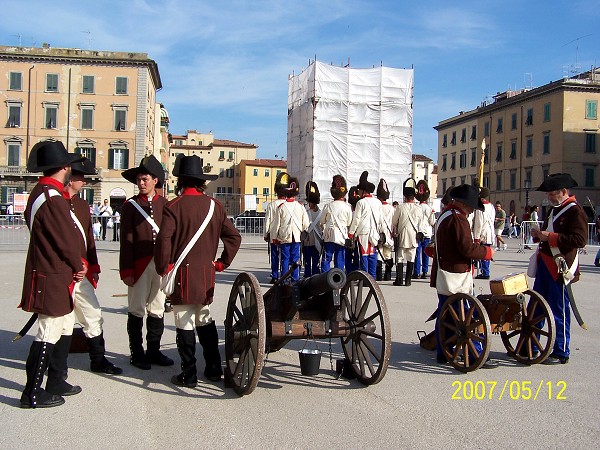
[155,155,241,386]
[98,198,113,240]
[494,202,507,250]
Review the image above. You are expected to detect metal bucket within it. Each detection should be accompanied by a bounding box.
[298,348,321,376]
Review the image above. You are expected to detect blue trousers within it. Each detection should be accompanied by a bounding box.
[479,259,490,277]
[303,245,321,278]
[414,237,431,275]
[269,242,280,280]
[280,242,301,281]
[360,252,377,278]
[322,242,346,272]
[533,258,571,358]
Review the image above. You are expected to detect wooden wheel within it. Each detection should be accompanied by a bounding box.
[340,270,391,385]
[224,272,266,396]
[439,293,491,373]
[501,289,556,365]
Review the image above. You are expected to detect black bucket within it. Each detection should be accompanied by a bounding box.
[298,348,321,376]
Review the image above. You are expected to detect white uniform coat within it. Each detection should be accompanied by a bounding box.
[264,198,285,241]
[472,201,495,244]
[319,200,353,246]
[273,199,310,244]
[392,201,424,249]
[349,195,383,251]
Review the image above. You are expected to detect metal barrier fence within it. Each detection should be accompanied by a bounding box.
[518,220,598,253]
[0,215,29,245]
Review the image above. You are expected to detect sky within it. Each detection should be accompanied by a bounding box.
[2,1,598,161]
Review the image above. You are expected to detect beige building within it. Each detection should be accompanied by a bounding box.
[238,159,287,212]
[434,68,600,220]
[0,44,162,208]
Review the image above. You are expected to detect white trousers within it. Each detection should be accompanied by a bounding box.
[128,259,166,319]
[396,246,417,264]
[172,304,212,330]
[73,277,103,338]
[36,311,75,344]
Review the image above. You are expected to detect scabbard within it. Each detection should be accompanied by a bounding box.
[565,283,587,330]
[13,313,38,342]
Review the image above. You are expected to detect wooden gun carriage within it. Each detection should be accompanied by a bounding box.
[224,262,391,395]
[437,277,556,372]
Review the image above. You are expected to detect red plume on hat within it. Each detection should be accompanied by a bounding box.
[330,174,347,199]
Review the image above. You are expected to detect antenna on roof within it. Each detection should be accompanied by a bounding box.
[524,73,533,89]
[12,34,22,47]
[562,34,592,77]
[81,30,93,50]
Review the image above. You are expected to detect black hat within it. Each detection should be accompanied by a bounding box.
[274,172,287,196]
[449,184,484,211]
[536,173,578,192]
[357,171,375,193]
[122,155,165,188]
[479,187,490,199]
[305,181,320,204]
[415,180,431,202]
[71,157,97,176]
[172,154,218,181]
[282,175,300,198]
[330,175,347,199]
[403,178,416,198]
[376,179,390,200]
[27,141,84,173]
[348,185,361,208]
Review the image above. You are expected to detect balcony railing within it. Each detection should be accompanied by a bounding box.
[0,165,31,176]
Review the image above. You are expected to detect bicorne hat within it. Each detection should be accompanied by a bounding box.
[172,155,218,181]
[71,157,97,176]
[449,184,484,211]
[357,171,375,193]
[330,175,347,199]
[27,140,84,173]
[122,155,165,188]
[348,185,361,208]
[479,187,490,199]
[535,173,578,192]
[305,181,320,204]
[376,178,390,200]
[403,178,417,198]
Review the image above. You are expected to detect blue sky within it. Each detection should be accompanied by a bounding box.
[2,1,598,161]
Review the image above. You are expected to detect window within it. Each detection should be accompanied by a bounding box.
[450,153,456,170]
[585,132,596,153]
[441,155,447,171]
[108,148,129,169]
[228,151,234,161]
[542,165,550,180]
[526,108,533,126]
[442,134,447,148]
[470,149,476,167]
[450,131,456,146]
[496,172,502,191]
[264,169,270,177]
[81,188,94,205]
[225,169,233,178]
[526,138,533,157]
[263,187,269,196]
[510,141,517,160]
[510,170,516,190]
[114,109,126,131]
[253,168,258,176]
[544,103,551,122]
[9,72,22,90]
[483,148,489,164]
[460,150,467,169]
[584,166,595,187]
[441,179,447,195]
[219,168,225,177]
[81,105,94,129]
[82,75,95,94]
[470,175,477,185]
[586,100,598,119]
[75,146,96,166]
[8,143,20,166]
[44,104,58,129]
[460,176,466,184]
[219,151,225,160]
[525,168,532,186]
[482,174,489,188]
[7,102,22,127]
[495,143,502,162]
[46,73,58,92]
[496,117,503,133]
[115,77,128,95]
[484,122,490,137]
[543,133,550,154]
[252,187,258,195]
[511,113,518,130]
[276,170,282,177]
[460,128,466,143]
[470,126,477,141]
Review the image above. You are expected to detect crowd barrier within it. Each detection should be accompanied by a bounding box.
[517,220,598,253]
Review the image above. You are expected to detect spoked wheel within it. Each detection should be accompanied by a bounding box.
[340,270,391,385]
[439,293,491,373]
[224,272,266,396]
[501,289,556,365]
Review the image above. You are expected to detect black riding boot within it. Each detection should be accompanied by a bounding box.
[172,329,198,388]
[197,321,223,381]
[393,263,404,286]
[21,341,64,408]
[88,333,123,375]
[128,313,150,370]
[376,260,383,281]
[146,315,174,366]
[405,262,414,286]
[45,335,82,396]
[383,259,393,281]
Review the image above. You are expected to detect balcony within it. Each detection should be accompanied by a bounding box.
[0,165,31,177]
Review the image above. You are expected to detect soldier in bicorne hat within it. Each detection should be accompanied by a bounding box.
[320,175,352,272]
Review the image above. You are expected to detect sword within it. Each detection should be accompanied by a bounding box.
[13,313,38,342]
[555,255,588,330]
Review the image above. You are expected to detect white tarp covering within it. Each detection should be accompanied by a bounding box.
[287,61,413,202]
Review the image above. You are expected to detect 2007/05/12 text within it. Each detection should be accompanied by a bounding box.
[451,380,567,400]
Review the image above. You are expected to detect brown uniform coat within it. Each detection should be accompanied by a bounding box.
[154,190,241,305]
[64,192,101,280]
[19,178,84,316]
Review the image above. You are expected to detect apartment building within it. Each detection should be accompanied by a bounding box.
[0,44,162,208]
[434,68,600,219]
[238,158,287,212]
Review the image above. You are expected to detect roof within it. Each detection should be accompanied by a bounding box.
[241,159,287,168]
[213,139,257,148]
[413,154,433,162]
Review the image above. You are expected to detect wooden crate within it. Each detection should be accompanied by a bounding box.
[489,272,529,295]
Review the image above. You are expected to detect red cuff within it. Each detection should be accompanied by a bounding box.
[213,261,225,272]
[348,233,354,239]
[484,246,493,260]
[89,264,101,274]
[548,232,559,248]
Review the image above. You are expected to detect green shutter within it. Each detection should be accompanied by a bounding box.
[123,149,129,169]
[109,149,114,169]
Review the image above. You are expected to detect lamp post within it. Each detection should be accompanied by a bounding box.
[524,179,531,208]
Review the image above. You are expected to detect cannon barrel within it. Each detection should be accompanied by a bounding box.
[295,268,346,299]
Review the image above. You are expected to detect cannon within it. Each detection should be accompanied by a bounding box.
[436,277,556,372]
[224,262,391,395]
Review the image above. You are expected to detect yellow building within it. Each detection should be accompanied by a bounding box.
[238,159,287,212]
[0,44,162,208]
[434,68,600,219]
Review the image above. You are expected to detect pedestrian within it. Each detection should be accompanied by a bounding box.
[302,181,322,278]
[376,179,394,281]
[112,208,121,241]
[98,198,113,240]
[120,155,174,370]
[19,140,86,408]
[320,175,352,272]
[494,201,507,250]
[155,155,241,386]
[263,173,287,283]
[414,182,435,280]
[508,212,519,238]
[62,158,122,375]
[272,173,309,282]
[7,202,14,222]
[430,184,497,368]
[530,173,588,364]
[472,187,496,279]
[530,205,539,224]
[93,219,101,240]
[348,171,382,279]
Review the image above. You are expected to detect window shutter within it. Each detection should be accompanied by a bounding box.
[90,148,97,166]
[123,149,129,169]
[108,149,114,169]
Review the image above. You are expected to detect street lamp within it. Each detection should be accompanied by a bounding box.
[524,179,531,207]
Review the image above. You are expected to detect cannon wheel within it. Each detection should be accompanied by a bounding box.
[501,289,556,365]
[439,293,491,373]
[341,271,391,385]
[224,272,266,396]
